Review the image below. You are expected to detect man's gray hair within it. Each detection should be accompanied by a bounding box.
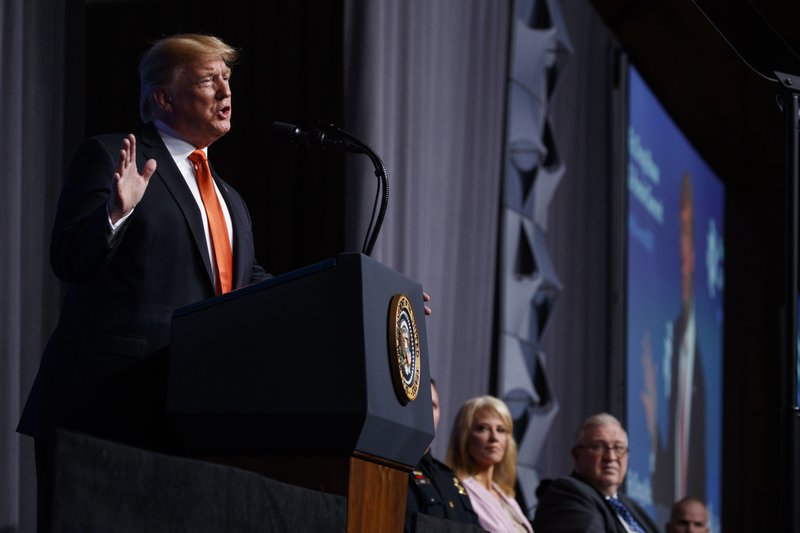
[573,412,624,446]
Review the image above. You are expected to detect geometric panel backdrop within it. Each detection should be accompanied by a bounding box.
[496,0,572,518]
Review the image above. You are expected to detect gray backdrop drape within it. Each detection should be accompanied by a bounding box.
[343,0,512,459]
[1,0,67,531]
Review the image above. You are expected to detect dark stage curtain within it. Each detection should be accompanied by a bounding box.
[1,0,71,531]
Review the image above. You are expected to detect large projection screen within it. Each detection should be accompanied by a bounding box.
[624,65,725,531]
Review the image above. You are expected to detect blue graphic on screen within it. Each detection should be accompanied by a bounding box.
[625,66,724,532]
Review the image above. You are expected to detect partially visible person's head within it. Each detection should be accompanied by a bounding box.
[571,413,629,497]
[680,172,695,305]
[446,395,517,496]
[666,497,709,533]
[139,34,239,147]
[430,379,440,432]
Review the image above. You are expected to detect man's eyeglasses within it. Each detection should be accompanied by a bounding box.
[578,443,629,456]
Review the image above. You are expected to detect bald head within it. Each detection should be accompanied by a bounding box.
[666,497,708,533]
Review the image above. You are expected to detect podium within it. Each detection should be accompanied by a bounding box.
[167,253,433,532]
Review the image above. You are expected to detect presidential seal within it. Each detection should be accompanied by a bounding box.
[388,293,421,404]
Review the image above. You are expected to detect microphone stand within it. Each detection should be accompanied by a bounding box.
[776,71,800,533]
[318,122,389,257]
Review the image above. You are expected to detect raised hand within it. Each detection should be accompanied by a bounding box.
[107,134,157,224]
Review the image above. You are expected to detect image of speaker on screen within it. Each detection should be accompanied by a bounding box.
[640,172,706,507]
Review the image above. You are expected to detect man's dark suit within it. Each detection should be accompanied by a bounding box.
[18,122,268,446]
[532,473,658,533]
[651,308,706,505]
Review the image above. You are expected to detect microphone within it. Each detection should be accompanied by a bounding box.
[270,121,363,153]
[270,120,387,256]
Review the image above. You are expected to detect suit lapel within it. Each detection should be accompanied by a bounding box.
[137,124,215,288]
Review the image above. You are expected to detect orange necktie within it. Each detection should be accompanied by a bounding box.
[189,149,233,294]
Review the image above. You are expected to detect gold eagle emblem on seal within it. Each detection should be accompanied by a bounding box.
[388,293,421,403]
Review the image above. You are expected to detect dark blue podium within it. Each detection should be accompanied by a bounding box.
[167,253,433,532]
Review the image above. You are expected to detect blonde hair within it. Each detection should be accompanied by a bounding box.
[446,395,518,496]
[139,33,239,122]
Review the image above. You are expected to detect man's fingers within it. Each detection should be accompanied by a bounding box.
[142,159,157,180]
[118,134,136,167]
[128,134,137,165]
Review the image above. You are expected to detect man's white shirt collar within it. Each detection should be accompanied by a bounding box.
[153,120,207,159]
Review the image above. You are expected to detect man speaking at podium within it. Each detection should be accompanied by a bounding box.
[18,33,269,531]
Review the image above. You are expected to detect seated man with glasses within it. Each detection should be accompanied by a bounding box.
[533,413,658,533]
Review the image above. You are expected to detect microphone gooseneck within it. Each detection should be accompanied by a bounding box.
[270,121,387,256]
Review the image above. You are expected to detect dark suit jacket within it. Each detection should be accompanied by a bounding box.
[532,473,658,533]
[405,452,481,532]
[18,123,269,446]
[651,307,706,505]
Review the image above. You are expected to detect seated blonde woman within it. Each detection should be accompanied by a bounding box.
[446,395,533,533]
